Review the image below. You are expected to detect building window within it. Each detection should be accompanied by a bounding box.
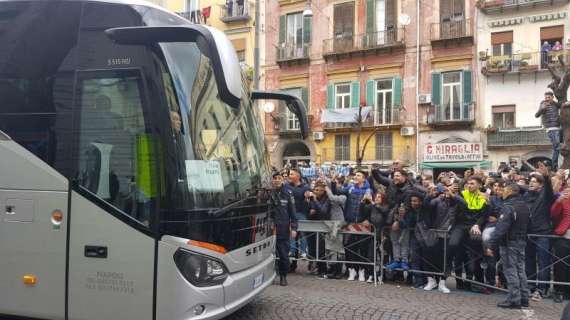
[442,71,462,121]
[333,2,355,51]
[335,134,350,161]
[286,12,304,49]
[375,79,393,125]
[236,50,246,63]
[492,105,515,129]
[375,132,393,161]
[491,31,513,56]
[281,88,302,130]
[335,83,351,109]
[541,25,564,68]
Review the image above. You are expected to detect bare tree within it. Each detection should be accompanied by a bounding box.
[546,55,570,169]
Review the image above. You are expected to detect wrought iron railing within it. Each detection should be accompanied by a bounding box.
[322,28,404,56]
[428,104,474,125]
[430,18,472,42]
[276,43,310,62]
[487,127,550,147]
[220,1,251,22]
[483,50,568,74]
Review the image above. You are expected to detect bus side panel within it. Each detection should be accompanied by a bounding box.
[0,141,68,320]
[68,191,154,320]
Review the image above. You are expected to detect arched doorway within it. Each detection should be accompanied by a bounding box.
[282,141,311,167]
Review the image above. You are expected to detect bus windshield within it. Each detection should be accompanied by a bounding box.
[158,42,271,245]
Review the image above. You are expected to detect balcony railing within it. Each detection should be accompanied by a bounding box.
[430,18,473,43]
[220,1,251,23]
[428,104,474,125]
[487,127,550,147]
[323,107,401,130]
[177,11,205,24]
[482,50,568,75]
[276,43,310,63]
[479,0,569,13]
[322,28,404,58]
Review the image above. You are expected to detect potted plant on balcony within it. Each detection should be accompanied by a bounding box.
[486,125,498,133]
[487,60,507,73]
[518,56,538,72]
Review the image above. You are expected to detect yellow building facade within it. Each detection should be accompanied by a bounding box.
[155,0,256,72]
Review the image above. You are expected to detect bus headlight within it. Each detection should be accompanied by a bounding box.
[173,249,229,287]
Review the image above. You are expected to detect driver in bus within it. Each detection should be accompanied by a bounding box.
[167,110,188,207]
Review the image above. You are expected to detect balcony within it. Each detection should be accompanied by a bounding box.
[481,50,568,76]
[487,126,550,148]
[430,18,473,46]
[177,11,205,24]
[276,43,310,65]
[479,0,570,14]
[220,1,251,23]
[323,108,402,130]
[322,28,405,61]
[427,104,475,127]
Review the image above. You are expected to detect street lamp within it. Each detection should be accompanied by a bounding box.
[302,1,312,17]
[262,101,275,113]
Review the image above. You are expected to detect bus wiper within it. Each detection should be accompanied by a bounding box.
[208,196,255,217]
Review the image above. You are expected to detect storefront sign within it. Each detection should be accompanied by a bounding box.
[424,143,483,162]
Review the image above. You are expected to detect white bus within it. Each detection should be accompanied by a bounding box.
[0,0,307,319]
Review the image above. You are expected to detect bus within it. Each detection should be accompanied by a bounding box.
[0,0,308,319]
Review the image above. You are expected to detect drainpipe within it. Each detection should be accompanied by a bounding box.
[415,0,420,172]
[254,0,260,90]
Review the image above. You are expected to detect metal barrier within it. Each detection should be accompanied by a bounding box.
[290,220,378,286]
[285,221,570,295]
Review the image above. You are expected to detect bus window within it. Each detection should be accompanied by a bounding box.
[74,70,156,226]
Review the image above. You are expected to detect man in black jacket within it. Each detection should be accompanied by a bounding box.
[487,183,530,309]
[307,181,331,277]
[271,172,298,286]
[535,92,561,170]
[523,162,554,300]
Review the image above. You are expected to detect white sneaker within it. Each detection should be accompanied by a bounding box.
[367,275,374,283]
[358,269,366,282]
[438,280,450,294]
[347,268,357,281]
[300,252,307,259]
[423,277,437,291]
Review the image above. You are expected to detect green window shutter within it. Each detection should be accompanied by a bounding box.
[462,70,472,120]
[279,15,286,44]
[462,70,472,105]
[301,87,309,112]
[327,83,334,110]
[366,0,375,34]
[303,16,312,45]
[366,80,375,107]
[393,76,402,107]
[431,72,442,106]
[351,81,360,108]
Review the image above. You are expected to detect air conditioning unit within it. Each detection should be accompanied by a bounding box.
[478,50,488,61]
[400,126,415,136]
[418,94,431,104]
[313,131,324,141]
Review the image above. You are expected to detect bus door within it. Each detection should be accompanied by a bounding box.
[67,69,157,320]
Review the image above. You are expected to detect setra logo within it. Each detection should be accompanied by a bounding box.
[245,239,272,256]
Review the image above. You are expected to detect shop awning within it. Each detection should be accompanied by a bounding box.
[420,161,492,169]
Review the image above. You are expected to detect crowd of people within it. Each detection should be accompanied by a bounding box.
[270,159,570,309]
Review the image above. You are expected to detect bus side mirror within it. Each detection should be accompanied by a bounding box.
[104,25,242,109]
[251,91,309,139]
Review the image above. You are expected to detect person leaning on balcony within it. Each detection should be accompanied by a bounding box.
[553,41,563,51]
[536,91,561,171]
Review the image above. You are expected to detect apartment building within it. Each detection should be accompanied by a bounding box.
[477,0,569,170]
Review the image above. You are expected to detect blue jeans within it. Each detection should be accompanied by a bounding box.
[526,237,551,294]
[548,129,561,170]
[290,212,308,255]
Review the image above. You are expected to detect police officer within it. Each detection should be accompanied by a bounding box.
[271,172,298,286]
[486,183,530,309]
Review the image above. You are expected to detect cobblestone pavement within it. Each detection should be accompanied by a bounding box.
[224,271,566,320]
